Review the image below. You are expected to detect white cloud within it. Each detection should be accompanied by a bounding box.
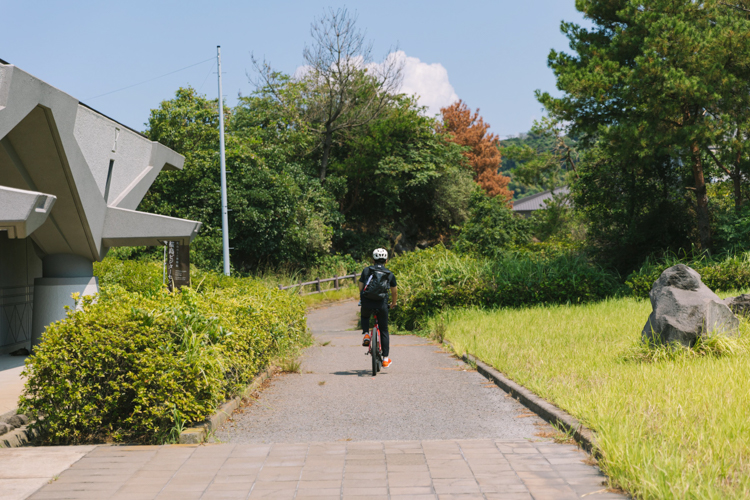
[390,51,458,117]
[294,50,458,118]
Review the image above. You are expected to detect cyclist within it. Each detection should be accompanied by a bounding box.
[359,248,397,368]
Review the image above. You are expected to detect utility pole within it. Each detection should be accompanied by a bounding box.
[217,45,230,276]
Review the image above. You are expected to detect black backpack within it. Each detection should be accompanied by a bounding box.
[362,266,391,301]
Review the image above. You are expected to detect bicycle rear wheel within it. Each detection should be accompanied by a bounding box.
[371,329,378,376]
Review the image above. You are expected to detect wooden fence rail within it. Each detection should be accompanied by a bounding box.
[277,274,358,296]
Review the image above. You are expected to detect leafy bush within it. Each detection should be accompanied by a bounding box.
[625,251,750,297]
[20,260,307,444]
[713,204,750,253]
[389,247,489,329]
[389,245,621,329]
[454,192,531,257]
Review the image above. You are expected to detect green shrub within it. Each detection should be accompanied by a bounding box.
[20,261,307,445]
[389,247,489,329]
[389,245,621,329]
[453,192,531,257]
[625,251,750,297]
[486,251,622,307]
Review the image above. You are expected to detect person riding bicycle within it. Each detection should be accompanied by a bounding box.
[359,248,397,368]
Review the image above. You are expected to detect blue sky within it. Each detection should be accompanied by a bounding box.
[1,1,587,138]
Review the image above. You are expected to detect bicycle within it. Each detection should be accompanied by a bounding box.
[366,312,383,376]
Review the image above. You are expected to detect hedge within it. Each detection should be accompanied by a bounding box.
[19,259,307,444]
[625,252,750,297]
[389,245,622,330]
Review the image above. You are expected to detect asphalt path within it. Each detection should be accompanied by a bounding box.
[215,300,545,443]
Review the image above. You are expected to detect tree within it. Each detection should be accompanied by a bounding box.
[331,94,473,254]
[573,144,694,273]
[501,117,579,195]
[539,0,750,251]
[439,101,512,203]
[454,191,530,258]
[141,88,339,270]
[252,7,403,183]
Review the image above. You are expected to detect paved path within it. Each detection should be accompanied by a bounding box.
[11,300,627,499]
[0,446,94,500]
[23,440,620,500]
[216,301,542,443]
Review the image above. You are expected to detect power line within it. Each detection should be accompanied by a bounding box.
[198,61,216,94]
[84,57,214,101]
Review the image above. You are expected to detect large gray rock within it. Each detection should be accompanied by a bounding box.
[642,264,739,347]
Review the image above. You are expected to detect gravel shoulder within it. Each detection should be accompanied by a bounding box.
[215,300,546,443]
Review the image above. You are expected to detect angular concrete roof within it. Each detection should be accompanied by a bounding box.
[0,62,200,260]
[0,186,56,239]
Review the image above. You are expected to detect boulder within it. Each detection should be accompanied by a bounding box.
[723,294,750,317]
[6,414,27,429]
[0,423,9,436]
[642,264,739,347]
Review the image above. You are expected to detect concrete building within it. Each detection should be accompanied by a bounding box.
[0,60,201,353]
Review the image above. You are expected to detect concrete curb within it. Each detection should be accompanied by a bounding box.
[179,364,278,444]
[445,342,599,456]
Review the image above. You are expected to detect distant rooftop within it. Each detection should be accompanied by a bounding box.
[513,186,570,215]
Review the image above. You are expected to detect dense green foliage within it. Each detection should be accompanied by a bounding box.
[141,88,340,270]
[19,259,307,444]
[140,72,472,270]
[389,245,621,330]
[625,251,750,298]
[453,192,531,257]
[537,0,750,270]
[500,118,578,200]
[574,147,694,273]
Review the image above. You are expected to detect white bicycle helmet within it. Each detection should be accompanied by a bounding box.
[372,248,388,261]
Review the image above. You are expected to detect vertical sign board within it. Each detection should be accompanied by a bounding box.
[167,241,190,291]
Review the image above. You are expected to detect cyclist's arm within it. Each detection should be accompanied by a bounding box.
[390,287,397,307]
[358,282,364,292]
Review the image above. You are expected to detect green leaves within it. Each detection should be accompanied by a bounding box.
[19,260,308,445]
[389,245,621,330]
[454,192,531,258]
[142,87,338,269]
[539,0,750,264]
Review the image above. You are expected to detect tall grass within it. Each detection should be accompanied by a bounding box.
[389,245,621,330]
[626,250,750,297]
[432,295,750,499]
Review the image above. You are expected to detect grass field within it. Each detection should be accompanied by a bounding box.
[430,295,750,499]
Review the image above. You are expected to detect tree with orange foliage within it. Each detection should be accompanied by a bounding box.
[439,101,512,205]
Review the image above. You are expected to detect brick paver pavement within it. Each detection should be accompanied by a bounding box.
[27,440,625,499]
